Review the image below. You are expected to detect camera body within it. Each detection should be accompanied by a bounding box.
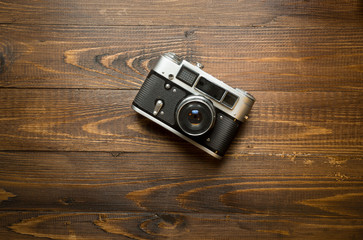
[132,53,255,159]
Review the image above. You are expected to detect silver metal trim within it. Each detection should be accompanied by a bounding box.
[236,88,255,102]
[153,54,255,122]
[153,99,164,116]
[196,62,204,69]
[175,95,216,136]
[132,104,222,159]
[163,52,182,65]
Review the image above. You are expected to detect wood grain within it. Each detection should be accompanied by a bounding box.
[0,212,362,240]
[0,151,362,213]
[0,0,361,27]
[0,151,362,237]
[1,0,362,239]
[0,189,15,203]
[0,151,362,238]
[1,25,362,91]
[0,89,361,155]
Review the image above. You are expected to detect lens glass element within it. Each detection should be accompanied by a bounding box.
[188,109,203,125]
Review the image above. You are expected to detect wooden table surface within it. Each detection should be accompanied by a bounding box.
[0,1,362,239]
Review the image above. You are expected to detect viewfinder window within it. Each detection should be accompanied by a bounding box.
[222,92,238,108]
[176,66,198,86]
[196,77,225,101]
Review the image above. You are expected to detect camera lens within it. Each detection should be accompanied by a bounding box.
[176,96,216,136]
[188,109,203,124]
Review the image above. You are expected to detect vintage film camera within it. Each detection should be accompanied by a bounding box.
[132,53,255,159]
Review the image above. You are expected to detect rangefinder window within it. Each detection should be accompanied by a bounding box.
[196,77,225,101]
[176,66,199,86]
[222,92,238,108]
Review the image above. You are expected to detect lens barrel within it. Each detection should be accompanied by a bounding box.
[176,96,216,136]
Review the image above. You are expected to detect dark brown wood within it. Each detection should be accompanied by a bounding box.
[0,212,362,239]
[1,25,362,91]
[0,151,362,213]
[0,151,362,239]
[0,0,361,27]
[0,89,361,155]
[1,0,362,239]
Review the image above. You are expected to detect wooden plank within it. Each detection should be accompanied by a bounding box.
[1,151,362,237]
[0,0,361,27]
[0,211,362,239]
[0,89,362,155]
[0,151,362,214]
[1,25,362,91]
[0,1,361,239]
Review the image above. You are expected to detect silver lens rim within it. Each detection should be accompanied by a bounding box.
[176,95,216,136]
